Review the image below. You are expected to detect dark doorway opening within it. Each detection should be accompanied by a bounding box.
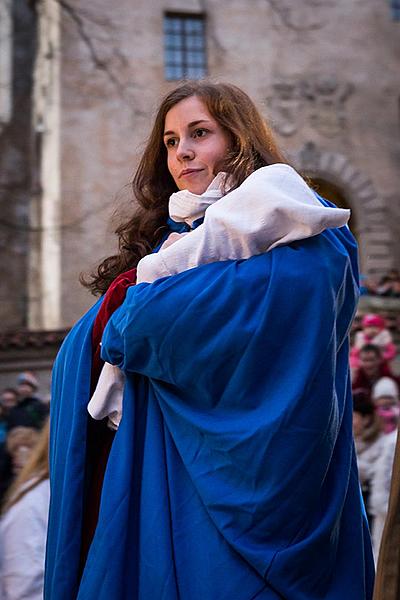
[310,177,356,237]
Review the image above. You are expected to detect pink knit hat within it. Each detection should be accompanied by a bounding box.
[362,313,385,329]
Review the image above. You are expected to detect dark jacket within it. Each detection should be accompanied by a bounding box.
[6,396,49,431]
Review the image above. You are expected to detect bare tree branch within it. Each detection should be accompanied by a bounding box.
[58,0,128,96]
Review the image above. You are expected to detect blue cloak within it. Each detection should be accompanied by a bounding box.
[45,224,374,599]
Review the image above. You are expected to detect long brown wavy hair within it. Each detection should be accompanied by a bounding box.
[2,418,49,514]
[83,81,289,296]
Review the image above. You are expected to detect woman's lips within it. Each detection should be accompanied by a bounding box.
[179,168,204,178]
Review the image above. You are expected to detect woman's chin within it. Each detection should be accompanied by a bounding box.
[179,181,210,195]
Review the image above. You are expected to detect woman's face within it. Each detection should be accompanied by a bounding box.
[163,95,230,195]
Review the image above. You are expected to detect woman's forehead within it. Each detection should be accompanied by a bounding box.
[164,96,213,133]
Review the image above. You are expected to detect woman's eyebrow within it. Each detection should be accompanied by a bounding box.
[163,119,212,137]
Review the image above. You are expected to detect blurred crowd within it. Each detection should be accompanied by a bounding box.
[0,312,399,597]
[0,372,49,599]
[360,268,400,297]
[350,312,400,562]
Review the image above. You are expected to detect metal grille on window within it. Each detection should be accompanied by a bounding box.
[164,14,207,81]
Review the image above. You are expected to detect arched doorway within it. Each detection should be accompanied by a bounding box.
[294,143,394,276]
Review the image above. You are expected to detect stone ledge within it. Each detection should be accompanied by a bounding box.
[358,296,400,314]
[0,329,69,351]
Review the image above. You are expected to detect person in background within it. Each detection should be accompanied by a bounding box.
[16,371,40,397]
[370,424,398,563]
[0,389,19,442]
[0,389,18,420]
[371,378,400,436]
[0,419,50,600]
[352,344,400,393]
[373,423,400,600]
[376,269,400,298]
[0,389,19,504]
[351,312,362,331]
[353,389,384,528]
[1,410,7,446]
[5,426,40,476]
[369,379,399,561]
[359,274,371,296]
[6,372,48,431]
[350,314,396,370]
[0,388,18,504]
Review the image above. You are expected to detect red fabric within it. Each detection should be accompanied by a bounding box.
[80,268,137,573]
[91,268,137,387]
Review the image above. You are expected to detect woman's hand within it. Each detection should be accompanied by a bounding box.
[160,232,188,250]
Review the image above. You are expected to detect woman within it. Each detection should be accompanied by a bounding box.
[352,389,383,528]
[370,425,398,562]
[373,423,400,600]
[0,419,50,600]
[5,425,40,475]
[369,377,400,560]
[45,81,374,599]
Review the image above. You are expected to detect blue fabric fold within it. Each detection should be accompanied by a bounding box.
[152,217,202,254]
[45,224,374,599]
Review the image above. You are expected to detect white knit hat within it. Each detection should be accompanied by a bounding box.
[372,377,399,401]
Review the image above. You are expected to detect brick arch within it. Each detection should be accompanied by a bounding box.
[293,142,394,276]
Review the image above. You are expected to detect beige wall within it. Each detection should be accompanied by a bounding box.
[42,0,400,328]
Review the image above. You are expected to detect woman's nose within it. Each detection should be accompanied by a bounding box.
[176,139,194,161]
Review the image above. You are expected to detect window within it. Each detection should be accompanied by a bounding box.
[164,13,207,80]
[390,0,400,20]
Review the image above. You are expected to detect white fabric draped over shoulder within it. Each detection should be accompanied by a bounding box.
[136,163,350,284]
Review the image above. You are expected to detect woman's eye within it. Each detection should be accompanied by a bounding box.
[166,138,177,148]
[193,128,207,138]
